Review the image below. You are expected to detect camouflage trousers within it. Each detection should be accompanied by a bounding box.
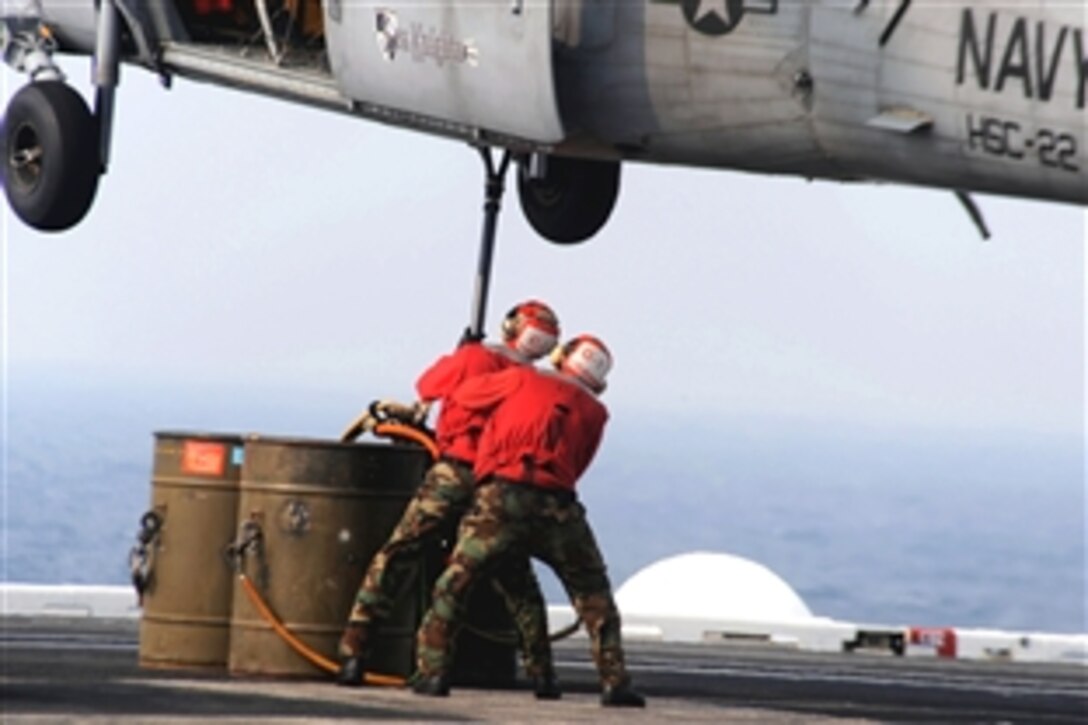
[417,480,630,688]
[340,460,553,677]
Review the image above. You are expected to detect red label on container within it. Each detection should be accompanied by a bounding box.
[181,441,226,476]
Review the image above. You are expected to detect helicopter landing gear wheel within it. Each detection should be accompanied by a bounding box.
[517,155,620,245]
[3,81,100,232]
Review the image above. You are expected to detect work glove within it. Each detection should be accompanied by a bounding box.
[373,399,431,427]
[458,327,485,347]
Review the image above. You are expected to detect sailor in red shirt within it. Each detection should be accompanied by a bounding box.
[413,335,646,708]
[338,301,561,698]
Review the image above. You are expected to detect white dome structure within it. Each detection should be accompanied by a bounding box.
[615,551,813,622]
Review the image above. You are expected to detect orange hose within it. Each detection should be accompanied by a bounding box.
[374,422,440,461]
[238,573,406,687]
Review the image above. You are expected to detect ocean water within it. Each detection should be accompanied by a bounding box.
[4,375,1084,634]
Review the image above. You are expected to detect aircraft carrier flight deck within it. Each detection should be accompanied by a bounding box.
[3,615,1085,724]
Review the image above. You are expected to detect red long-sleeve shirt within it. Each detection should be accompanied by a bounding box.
[450,366,609,491]
[415,343,521,463]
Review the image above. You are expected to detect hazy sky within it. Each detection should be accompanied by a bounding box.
[2,57,1085,441]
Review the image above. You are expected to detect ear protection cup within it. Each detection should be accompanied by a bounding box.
[501,305,521,341]
[551,338,576,371]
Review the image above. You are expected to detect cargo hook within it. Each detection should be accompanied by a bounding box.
[129,510,163,605]
[226,518,265,578]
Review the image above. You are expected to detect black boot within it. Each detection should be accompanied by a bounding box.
[601,682,646,708]
[533,670,562,700]
[336,622,369,687]
[411,673,451,697]
[336,655,366,687]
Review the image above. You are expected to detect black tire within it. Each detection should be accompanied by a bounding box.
[517,156,620,244]
[2,81,100,232]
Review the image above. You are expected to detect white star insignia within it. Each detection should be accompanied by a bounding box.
[692,0,735,26]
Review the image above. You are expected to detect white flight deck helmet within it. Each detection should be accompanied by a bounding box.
[501,299,560,360]
[552,334,612,394]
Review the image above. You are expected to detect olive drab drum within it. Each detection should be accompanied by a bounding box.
[228,436,432,677]
[136,432,244,669]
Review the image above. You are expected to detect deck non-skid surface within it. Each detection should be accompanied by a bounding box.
[2,617,1085,723]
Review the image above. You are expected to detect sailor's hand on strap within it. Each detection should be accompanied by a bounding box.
[374,399,430,426]
[458,327,485,347]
